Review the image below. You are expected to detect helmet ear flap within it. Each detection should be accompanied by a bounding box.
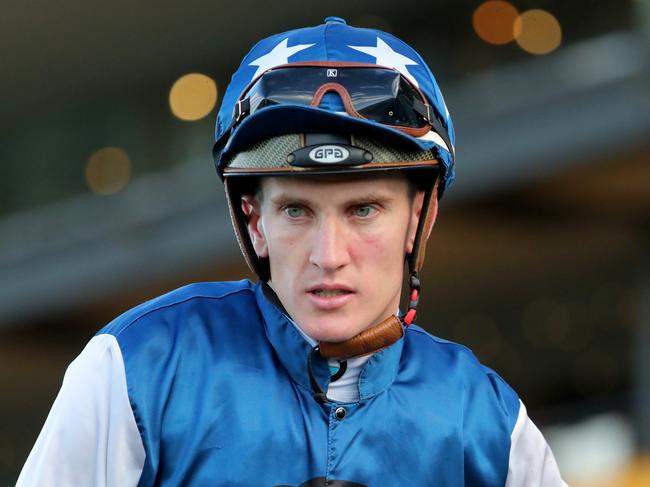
[241,195,269,259]
[407,179,439,274]
[224,178,271,280]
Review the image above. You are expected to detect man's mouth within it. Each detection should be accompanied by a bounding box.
[310,289,353,298]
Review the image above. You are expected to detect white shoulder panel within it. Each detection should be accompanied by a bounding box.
[505,400,569,487]
[16,334,145,487]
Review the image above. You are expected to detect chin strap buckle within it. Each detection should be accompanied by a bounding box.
[403,272,421,327]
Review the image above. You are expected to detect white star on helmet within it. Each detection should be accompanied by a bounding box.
[248,38,315,80]
[348,37,419,88]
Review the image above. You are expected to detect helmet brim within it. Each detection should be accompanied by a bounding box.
[217,104,445,172]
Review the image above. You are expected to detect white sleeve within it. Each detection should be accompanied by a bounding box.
[16,334,146,487]
[505,400,568,487]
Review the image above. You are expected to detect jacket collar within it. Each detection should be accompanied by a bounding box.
[255,281,403,401]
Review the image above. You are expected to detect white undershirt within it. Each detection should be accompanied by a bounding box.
[289,320,371,403]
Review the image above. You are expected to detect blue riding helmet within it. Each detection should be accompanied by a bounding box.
[213,16,455,195]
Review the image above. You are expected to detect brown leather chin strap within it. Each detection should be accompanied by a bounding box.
[316,271,420,360]
[318,315,404,359]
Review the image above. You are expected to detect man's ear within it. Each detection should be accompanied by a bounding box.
[406,187,439,254]
[241,195,269,258]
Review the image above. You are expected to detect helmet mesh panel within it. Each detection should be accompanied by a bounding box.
[353,136,437,163]
[227,135,301,169]
[225,134,437,170]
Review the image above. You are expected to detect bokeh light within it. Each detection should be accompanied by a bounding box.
[85,147,132,195]
[473,1,519,45]
[514,9,562,55]
[169,73,218,121]
[545,413,636,486]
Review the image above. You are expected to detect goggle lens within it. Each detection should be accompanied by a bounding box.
[243,67,428,129]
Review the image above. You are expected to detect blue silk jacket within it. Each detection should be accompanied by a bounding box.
[18,279,566,486]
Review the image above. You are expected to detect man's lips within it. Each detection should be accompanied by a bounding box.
[305,284,355,310]
[306,283,354,294]
[309,289,354,297]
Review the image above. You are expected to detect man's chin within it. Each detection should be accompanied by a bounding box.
[304,320,365,344]
[316,333,358,344]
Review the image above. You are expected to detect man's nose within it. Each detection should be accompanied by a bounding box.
[309,216,350,271]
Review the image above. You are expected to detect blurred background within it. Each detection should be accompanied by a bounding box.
[1,0,648,484]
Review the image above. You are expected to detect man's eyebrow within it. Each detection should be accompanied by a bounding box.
[268,193,312,206]
[344,192,394,205]
[269,191,394,207]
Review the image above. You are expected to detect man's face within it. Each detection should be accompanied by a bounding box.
[242,174,427,343]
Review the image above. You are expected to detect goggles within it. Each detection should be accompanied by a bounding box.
[232,64,453,154]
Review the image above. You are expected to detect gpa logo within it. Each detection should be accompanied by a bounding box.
[308,145,350,164]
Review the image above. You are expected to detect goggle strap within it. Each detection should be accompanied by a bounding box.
[213,97,252,174]
[412,99,454,158]
[235,97,251,123]
[412,98,431,123]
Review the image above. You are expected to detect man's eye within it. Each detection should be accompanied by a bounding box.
[353,206,375,217]
[285,207,305,218]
